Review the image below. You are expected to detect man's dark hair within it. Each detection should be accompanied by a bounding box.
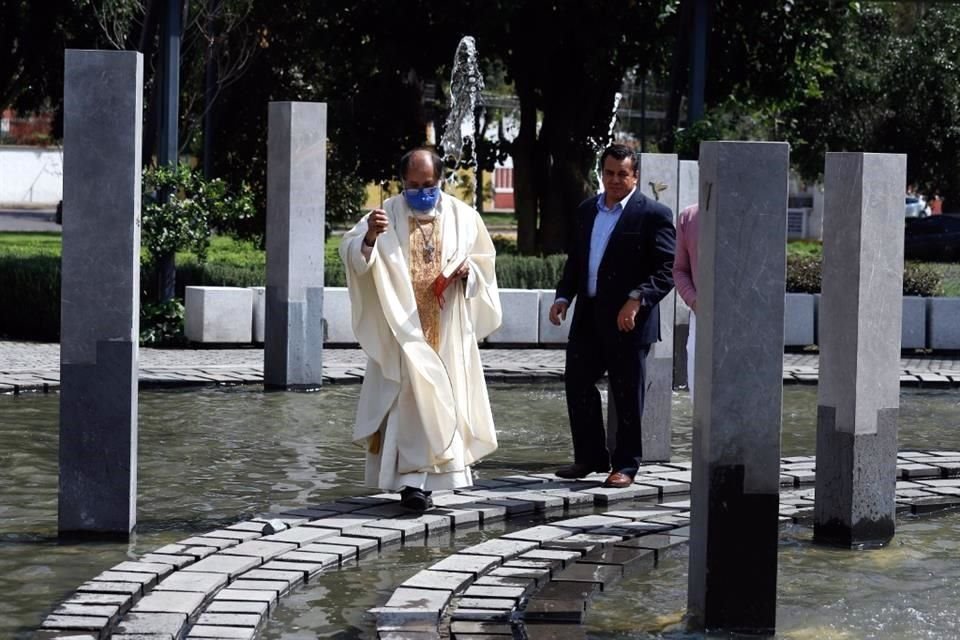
[599,143,639,176]
[399,147,444,182]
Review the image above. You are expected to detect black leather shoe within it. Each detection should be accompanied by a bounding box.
[555,463,610,479]
[400,487,431,513]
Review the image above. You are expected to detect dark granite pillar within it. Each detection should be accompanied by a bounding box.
[264,102,327,389]
[59,50,143,537]
[687,141,789,634]
[814,153,906,548]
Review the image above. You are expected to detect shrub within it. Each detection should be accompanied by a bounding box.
[785,255,943,297]
[140,299,186,346]
[786,254,822,294]
[0,256,61,341]
[903,262,944,297]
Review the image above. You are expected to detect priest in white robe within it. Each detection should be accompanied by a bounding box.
[339,147,502,511]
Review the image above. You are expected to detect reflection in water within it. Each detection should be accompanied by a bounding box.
[1,384,960,637]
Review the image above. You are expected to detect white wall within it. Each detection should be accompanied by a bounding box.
[0,146,64,205]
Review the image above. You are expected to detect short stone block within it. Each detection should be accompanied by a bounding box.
[181,554,260,578]
[461,538,538,559]
[784,293,815,346]
[249,286,266,343]
[115,612,187,636]
[401,569,474,593]
[486,289,540,344]
[154,570,228,594]
[928,297,960,349]
[212,588,278,610]
[429,554,500,576]
[184,286,253,343]
[384,586,452,611]
[205,599,270,616]
[187,625,257,639]
[323,287,357,344]
[538,290,576,344]
[130,590,206,616]
[902,296,926,349]
[220,539,297,562]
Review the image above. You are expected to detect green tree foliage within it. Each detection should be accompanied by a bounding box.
[141,163,255,263]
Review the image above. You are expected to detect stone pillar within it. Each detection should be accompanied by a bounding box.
[813,153,906,548]
[674,160,699,389]
[687,141,788,634]
[264,102,327,389]
[59,50,143,537]
[605,153,678,462]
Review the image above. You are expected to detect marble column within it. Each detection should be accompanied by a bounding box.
[607,153,679,462]
[59,50,143,537]
[813,153,906,548]
[674,160,699,389]
[264,102,327,389]
[687,141,788,634]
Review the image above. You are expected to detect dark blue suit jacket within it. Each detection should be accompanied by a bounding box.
[556,190,676,345]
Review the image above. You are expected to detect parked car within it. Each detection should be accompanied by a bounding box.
[905,196,929,218]
[904,215,960,261]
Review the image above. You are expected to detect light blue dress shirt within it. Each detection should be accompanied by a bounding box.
[586,188,635,297]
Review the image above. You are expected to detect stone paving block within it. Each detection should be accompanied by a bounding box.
[552,563,621,589]
[64,592,134,612]
[195,612,263,627]
[275,550,342,568]
[449,608,512,622]
[351,503,412,518]
[199,529,261,542]
[229,579,288,596]
[241,568,305,589]
[502,492,565,511]
[429,554,500,576]
[502,525,572,543]
[401,569,474,593]
[220,539,297,562]
[114,612,187,636]
[521,598,584,623]
[540,538,600,555]
[473,576,537,593]
[275,507,342,519]
[186,625,257,639]
[109,561,176,580]
[139,554,193,569]
[384,586,452,611]
[615,533,688,560]
[176,537,239,551]
[76,581,142,598]
[536,581,600,602]
[350,518,426,542]
[226,520,280,534]
[325,530,395,552]
[39,615,110,634]
[299,540,367,561]
[205,599,270,616]
[909,495,960,515]
[433,507,481,527]
[552,515,632,531]
[632,478,690,495]
[602,508,679,520]
[522,623,588,639]
[472,498,536,516]
[212,588,278,611]
[578,546,655,573]
[302,515,378,532]
[52,603,121,624]
[462,585,527,600]
[538,489,595,507]
[131,590,206,616]
[558,533,625,547]
[260,526,336,546]
[899,463,943,479]
[461,538,538,559]
[458,502,507,523]
[457,597,516,610]
[92,571,158,590]
[449,620,513,635]
[432,493,484,507]
[181,554,260,578]
[519,549,581,568]
[154,570,228,594]
[488,566,551,586]
[152,544,218,560]
[579,485,658,504]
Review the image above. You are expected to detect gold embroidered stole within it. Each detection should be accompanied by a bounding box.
[408,214,443,352]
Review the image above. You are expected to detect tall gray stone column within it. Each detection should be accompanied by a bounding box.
[265,102,327,389]
[674,160,699,389]
[59,50,143,537]
[687,141,788,634]
[608,154,679,462]
[814,153,906,548]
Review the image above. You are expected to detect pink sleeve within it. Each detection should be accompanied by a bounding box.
[672,207,697,309]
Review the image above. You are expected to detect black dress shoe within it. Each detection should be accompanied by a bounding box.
[400,487,431,513]
[555,463,610,479]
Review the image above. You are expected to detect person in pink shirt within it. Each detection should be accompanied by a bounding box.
[673,204,699,403]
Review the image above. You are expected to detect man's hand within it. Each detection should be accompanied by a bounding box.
[617,299,643,332]
[365,208,389,244]
[549,301,569,326]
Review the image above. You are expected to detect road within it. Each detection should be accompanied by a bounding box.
[0,207,60,232]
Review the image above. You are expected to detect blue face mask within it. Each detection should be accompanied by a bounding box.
[403,186,440,211]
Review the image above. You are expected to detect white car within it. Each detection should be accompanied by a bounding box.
[905,196,929,218]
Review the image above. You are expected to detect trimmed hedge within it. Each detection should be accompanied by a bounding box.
[0,252,946,342]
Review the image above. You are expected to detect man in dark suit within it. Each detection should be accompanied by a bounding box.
[548,143,676,488]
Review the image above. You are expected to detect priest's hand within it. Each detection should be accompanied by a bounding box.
[617,299,642,332]
[365,209,389,245]
[454,263,470,280]
[548,300,569,326]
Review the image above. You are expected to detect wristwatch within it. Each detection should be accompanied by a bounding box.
[363,235,376,247]
[628,290,648,306]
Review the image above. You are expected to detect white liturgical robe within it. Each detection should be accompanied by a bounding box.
[339,193,502,490]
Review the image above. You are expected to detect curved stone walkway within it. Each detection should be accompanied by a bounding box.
[4,342,960,394]
[38,450,960,639]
